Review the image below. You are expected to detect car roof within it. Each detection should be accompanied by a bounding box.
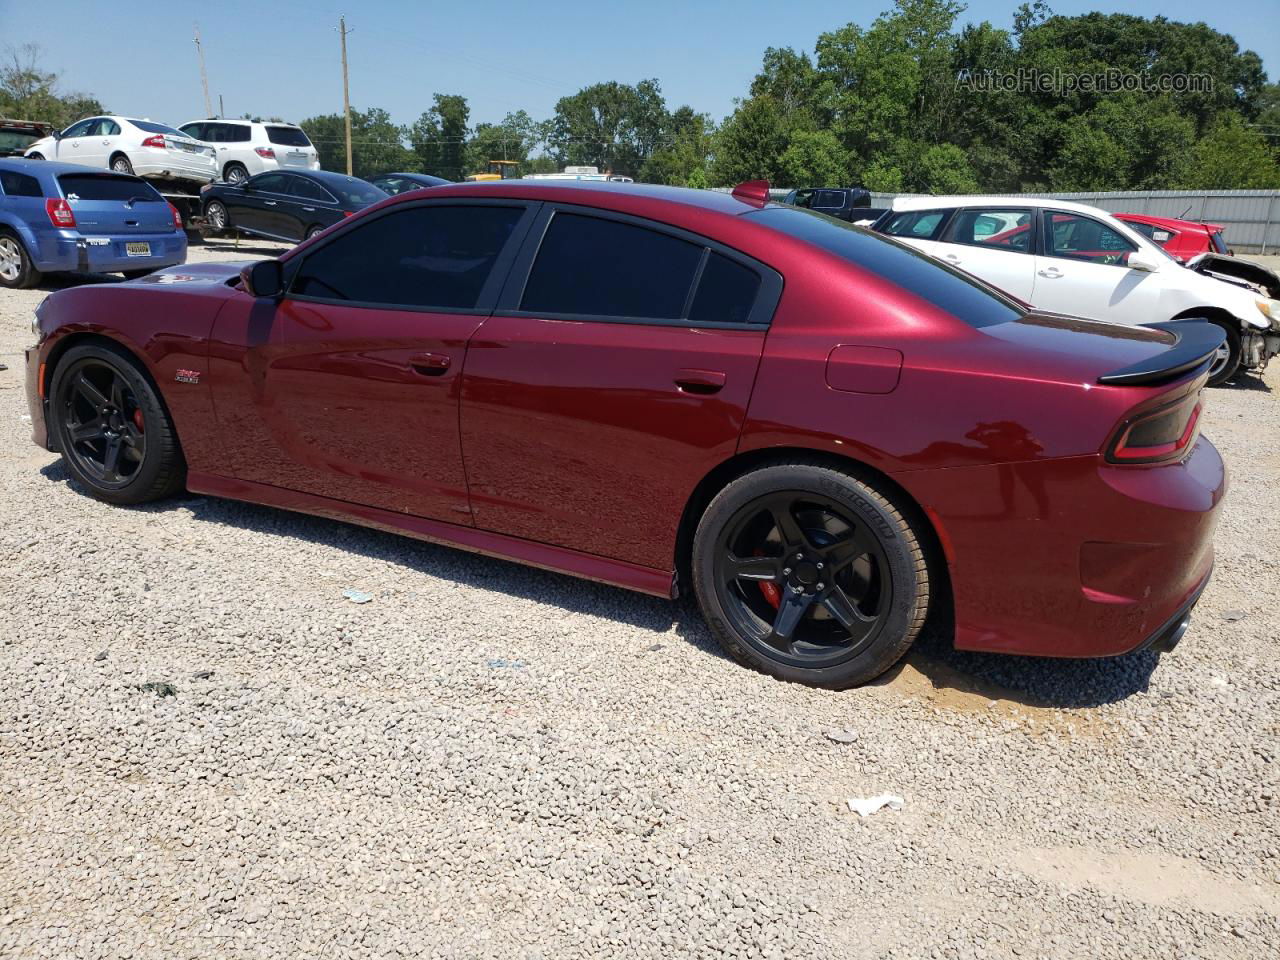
[381,179,770,217]
[181,119,302,127]
[0,157,143,177]
[889,195,1116,216]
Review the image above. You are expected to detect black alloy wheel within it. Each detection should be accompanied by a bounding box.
[693,463,929,688]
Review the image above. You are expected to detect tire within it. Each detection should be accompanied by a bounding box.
[305,225,324,240]
[110,154,134,175]
[224,162,248,185]
[692,462,929,689]
[121,269,153,281]
[204,200,229,234]
[0,230,42,289]
[49,342,186,506]
[27,152,45,161]
[1205,318,1242,386]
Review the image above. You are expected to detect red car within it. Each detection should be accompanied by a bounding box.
[24,180,1227,689]
[1114,213,1230,263]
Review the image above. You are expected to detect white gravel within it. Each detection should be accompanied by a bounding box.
[1,239,1277,959]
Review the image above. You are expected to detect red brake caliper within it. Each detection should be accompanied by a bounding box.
[755,549,781,609]
[132,408,145,432]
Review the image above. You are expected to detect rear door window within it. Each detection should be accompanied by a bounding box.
[688,252,762,326]
[0,170,44,198]
[942,208,1033,252]
[291,177,335,203]
[266,126,311,147]
[521,213,702,319]
[291,205,525,310]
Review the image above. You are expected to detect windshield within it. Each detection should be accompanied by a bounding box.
[130,119,188,137]
[749,205,1023,328]
[58,174,163,202]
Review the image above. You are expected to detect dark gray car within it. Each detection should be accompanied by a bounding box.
[201,170,387,243]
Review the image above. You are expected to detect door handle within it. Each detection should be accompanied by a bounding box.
[409,353,451,375]
[264,200,277,206]
[674,368,726,394]
[1038,267,1063,278]
[303,207,316,212]
[942,252,962,263]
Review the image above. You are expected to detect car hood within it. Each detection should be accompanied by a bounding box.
[23,135,56,156]
[1186,252,1280,300]
[982,312,1220,386]
[133,261,251,288]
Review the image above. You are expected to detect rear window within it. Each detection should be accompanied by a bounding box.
[266,125,311,147]
[131,120,187,137]
[0,130,43,155]
[322,177,385,206]
[57,174,162,202]
[751,206,1022,328]
[0,169,43,197]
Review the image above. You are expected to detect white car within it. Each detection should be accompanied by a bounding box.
[176,119,320,185]
[876,196,1280,384]
[24,116,217,185]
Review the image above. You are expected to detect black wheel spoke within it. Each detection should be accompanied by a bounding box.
[767,589,815,649]
[70,419,105,443]
[818,527,876,574]
[820,587,877,642]
[74,374,108,409]
[725,553,781,583]
[766,497,808,551]
[101,437,123,480]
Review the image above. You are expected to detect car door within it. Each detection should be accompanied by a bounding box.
[285,175,338,239]
[235,172,291,237]
[81,118,122,168]
[460,207,780,572]
[1031,210,1162,324]
[932,206,1036,301]
[53,118,96,163]
[207,200,535,522]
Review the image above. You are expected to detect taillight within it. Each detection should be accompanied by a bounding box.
[142,134,167,148]
[342,211,354,218]
[1106,392,1202,464]
[46,197,76,227]
[255,147,276,160]
[168,203,183,229]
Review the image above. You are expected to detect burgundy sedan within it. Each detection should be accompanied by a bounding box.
[24,180,1226,689]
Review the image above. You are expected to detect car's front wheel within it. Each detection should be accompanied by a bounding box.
[1206,318,1242,385]
[0,231,41,289]
[50,343,186,505]
[692,462,930,689]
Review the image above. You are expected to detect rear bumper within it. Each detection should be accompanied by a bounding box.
[133,156,217,184]
[29,230,186,274]
[900,437,1225,658]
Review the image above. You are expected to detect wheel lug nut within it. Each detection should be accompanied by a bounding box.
[816,582,825,590]
[816,562,823,569]
[783,567,791,575]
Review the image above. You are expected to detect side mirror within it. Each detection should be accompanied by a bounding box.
[240,260,284,298]
[1128,249,1163,273]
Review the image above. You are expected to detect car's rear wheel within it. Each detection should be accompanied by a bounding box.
[224,162,248,185]
[110,154,134,175]
[121,269,153,280]
[0,231,41,289]
[26,152,44,161]
[50,343,185,505]
[305,225,324,240]
[204,200,229,234]
[1206,318,1242,385]
[692,462,929,689]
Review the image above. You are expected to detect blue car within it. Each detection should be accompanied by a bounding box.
[0,158,186,289]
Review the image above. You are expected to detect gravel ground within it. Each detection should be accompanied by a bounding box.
[1,239,1277,959]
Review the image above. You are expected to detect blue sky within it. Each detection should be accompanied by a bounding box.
[2,0,1276,130]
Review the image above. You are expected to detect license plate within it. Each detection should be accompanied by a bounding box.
[125,242,151,257]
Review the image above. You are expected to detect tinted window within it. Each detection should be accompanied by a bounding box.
[814,190,846,209]
[0,129,43,153]
[1123,220,1156,240]
[266,125,311,147]
[319,176,385,206]
[942,208,1033,252]
[881,209,947,239]
[179,123,205,141]
[0,170,43,197]
[750,206,1022,328]
[222,123,252,143]
[130,120,187,137]
[1045,212,1136,266]
[62,119,95,138]
[58,174,161,202]
[522,213,701,319]
[290,177,334,202]
[249,173,290,193]
[689,252,761,326]
[292,205,523,309]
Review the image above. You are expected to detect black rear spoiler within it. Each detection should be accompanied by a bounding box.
[1097,320,1224,386]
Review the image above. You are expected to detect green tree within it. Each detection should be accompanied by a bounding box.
[1184,115,1280,188]
[411,94,470,180]
[777,130,848,187]
[465,110,541,177]
[0,43,106,129]
[548,79,668,176]
[640,106,715,185]
[298,107,414,178]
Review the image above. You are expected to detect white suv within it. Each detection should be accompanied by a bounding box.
[876,196,1280,384]
[177,119,320,185]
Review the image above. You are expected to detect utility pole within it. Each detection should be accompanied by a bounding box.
[218,94,224,119]
[193,24,212,118]
[339,16,353,175]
